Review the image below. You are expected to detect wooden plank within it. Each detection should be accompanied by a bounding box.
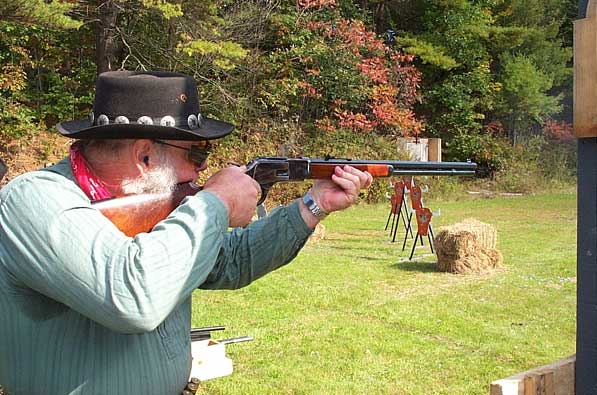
[573,11,597,137]
[575,0,597,137]
[489,355,575,395]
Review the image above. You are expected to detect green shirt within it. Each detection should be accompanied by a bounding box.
[0,159,313,395]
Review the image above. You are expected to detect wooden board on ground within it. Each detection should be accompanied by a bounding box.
[489,355,575,395]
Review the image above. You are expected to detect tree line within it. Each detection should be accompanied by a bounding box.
[0,0,576,183]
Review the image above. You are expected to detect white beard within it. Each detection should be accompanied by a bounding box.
[120,161,178,195]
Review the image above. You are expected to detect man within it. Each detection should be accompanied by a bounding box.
[0,71,372,395]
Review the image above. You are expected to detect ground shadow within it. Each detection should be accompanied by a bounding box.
[392,258,438,273]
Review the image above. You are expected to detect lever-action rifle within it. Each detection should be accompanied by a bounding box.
[93,156,477,237]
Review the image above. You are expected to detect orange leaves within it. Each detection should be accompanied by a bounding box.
[308,19,386,56]
[299,80,321,98]
[334,109,377,132]
[292,13,423,135]
[358,57,388,84]
[543,120,574,143]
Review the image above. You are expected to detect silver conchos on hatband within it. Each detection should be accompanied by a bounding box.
[137,116,153,125]
[187,114,198,129]
[97,114,109,126]
[160,116,176,127]
[115,116,129,124]
[93,114,203,127]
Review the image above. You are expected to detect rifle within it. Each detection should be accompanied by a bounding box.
[93,156,477,236]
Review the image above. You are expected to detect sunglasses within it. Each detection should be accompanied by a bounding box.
[154,139,213,167]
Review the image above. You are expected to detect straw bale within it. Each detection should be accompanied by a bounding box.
[435,218,503,274]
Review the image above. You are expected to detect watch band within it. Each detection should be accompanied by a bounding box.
[302,191,328,220]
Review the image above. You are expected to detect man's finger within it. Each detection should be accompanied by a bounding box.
[342,165,372,189]
[335,166,360,186]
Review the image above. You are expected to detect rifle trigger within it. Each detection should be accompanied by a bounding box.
[256,183,273,206]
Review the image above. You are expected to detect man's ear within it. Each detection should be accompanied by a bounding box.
[131,139,154,175]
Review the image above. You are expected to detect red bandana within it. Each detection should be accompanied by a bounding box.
[69,142,112,202]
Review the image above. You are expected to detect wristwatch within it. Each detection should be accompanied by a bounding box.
[302,191,328,220]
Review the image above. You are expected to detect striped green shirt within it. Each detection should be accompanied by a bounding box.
[0,159,313,395]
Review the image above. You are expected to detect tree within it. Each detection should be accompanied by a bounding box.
[496,54,561,144]
[256,3,423,136]
[0,0,81,29]
[0,0,83,140]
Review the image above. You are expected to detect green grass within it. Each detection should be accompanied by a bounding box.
[191,191,577,395]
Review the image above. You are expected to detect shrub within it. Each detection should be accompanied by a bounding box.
[258,5,423,137]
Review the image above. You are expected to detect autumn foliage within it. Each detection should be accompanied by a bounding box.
[261,5,422,136]
[305,17,422,135]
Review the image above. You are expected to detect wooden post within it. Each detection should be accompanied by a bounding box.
[428,138,442,162]
[575,0,597,393]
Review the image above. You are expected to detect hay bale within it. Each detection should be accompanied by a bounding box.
[435,218,503,274]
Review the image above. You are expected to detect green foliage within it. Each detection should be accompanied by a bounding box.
[424,62,498,138]
[0,0,82,29]
[394,36,459,70]
[140,0,183,19]
[177,38,248,71]
[445,130,512,176]
[495,54,562,142]
[0,0,578,194]
[0,18,95,141]
[375,0,574,166]
[420,0,493,68]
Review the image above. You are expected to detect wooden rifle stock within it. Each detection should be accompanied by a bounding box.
[94,157,476,236]
[93,182,200,237]
[309,163,392,178]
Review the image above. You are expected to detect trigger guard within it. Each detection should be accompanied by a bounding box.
[256,184,273,206]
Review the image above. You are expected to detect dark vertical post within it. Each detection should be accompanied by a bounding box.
[577,138,597,394]
[576,1,597,393]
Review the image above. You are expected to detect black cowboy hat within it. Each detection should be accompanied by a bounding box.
[56,70,234,140]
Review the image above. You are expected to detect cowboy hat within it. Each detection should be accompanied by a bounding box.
[56,70,234,140]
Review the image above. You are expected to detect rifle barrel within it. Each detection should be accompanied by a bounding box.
[309,159,477,178]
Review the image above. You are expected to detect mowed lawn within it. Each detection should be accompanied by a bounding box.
[191,191,577,395]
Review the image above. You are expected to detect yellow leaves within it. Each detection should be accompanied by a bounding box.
[0,65,27,92]
[140,0,183,19]
[176,38,248,71]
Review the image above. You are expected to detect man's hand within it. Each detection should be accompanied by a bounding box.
[301,165,373,228]
[203,166,260,227]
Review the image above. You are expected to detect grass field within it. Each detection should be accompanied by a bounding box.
[192,191,577,395]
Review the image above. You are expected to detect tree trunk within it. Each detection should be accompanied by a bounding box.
[95,0,120,75]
